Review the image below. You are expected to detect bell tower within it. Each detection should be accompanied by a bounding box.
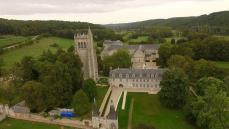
[74,27,98,81]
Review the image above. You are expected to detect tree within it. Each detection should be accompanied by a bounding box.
[102,49,131,75]
[191,59,225,81]
[21,81,47,112]
[72,90,91,116]
[223,76,229,95]
[158,43,173,67]
[195,77,227,96]
[190,77,228,129]
[167,55,194,73]
[159,68,189,108]
[171,38,176,44]
[82,79,97,102]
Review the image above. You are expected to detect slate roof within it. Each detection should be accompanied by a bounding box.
[106,45,123,51]
[110,68,165,79]
[105,44,160,52]
[103,40,123,45]
[11,101,30,113]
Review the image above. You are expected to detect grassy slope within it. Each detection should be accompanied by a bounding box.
[0,35,31,48]
[118,93,196,129]
[96,86,109,106]
[0,118,74,129]
[0,37,73,69]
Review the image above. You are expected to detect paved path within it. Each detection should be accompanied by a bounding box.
[104,87,123,117]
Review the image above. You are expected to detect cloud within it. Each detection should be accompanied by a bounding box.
[0,0,214,15]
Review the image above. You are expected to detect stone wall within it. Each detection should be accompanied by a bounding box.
[0,104,92,129]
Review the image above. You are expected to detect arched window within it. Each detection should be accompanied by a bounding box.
[84,42,86,48]
[81,42,83,48]
[78,42,81,48]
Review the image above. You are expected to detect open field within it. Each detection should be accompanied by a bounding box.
[118,93,196,129]
[0,118,74,129]
[128,36,149,44]
[0,35,31,48]
[0,37,73,69]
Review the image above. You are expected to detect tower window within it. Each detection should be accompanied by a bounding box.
[84,42,86,48]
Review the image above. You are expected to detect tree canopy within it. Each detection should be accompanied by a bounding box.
[159,68,189,108]
[102,49,132,76]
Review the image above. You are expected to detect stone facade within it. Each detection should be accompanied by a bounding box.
[92,100,118,129]
[101,41,159,69]
[109,68,164,93]
[74,27,98,81]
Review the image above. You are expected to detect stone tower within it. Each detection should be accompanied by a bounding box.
[74,27,98,81]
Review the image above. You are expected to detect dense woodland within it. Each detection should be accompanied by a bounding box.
[0,18,121,41]
[107,11,229,35]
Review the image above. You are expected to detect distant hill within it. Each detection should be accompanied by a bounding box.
[0,18,119,40]
[105,11,229,33]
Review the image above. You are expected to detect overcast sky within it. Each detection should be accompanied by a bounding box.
[0,0,228,24]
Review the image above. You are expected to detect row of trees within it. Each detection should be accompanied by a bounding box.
[159,55,228,129]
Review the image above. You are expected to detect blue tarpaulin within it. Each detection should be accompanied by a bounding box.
[60,111,74,118]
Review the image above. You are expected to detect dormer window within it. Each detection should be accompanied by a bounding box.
[126,74,129,78]
[132,74,135,78]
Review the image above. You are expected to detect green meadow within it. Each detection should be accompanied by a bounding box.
[0,37,73,69]
[0,118,74,129]
[0,35,32,48]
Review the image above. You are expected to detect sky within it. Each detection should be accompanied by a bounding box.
[0,0,229,24]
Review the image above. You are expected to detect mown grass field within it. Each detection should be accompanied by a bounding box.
[0,37,73,69]
[118,93,196,129]
[0,35,31,48]
[0,118,74,129]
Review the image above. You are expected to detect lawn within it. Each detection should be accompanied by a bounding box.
[128,36,149,44]
[118,93,196,129]
[215,61,229,69]
[0,118,74,129]
[0,37,74,69]
[0,35,31,48]
[96,86,109,106]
